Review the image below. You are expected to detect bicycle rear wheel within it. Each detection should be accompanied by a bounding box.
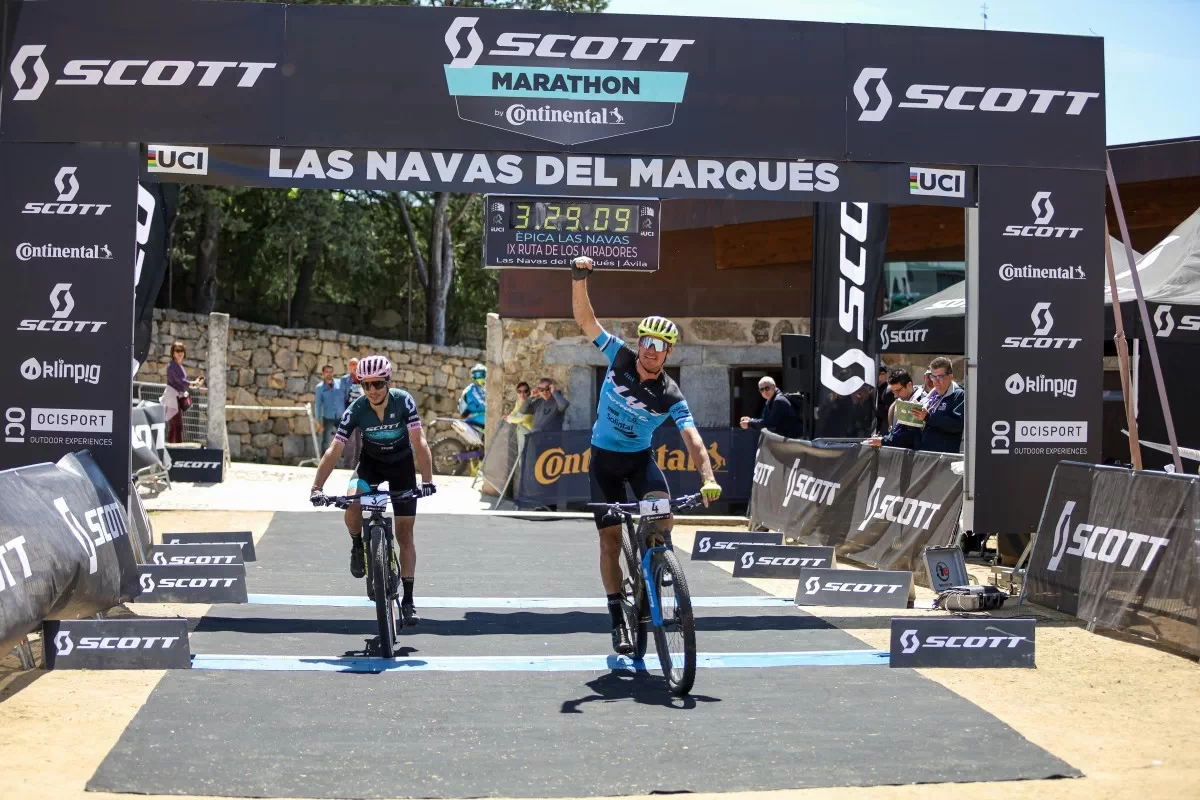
[369,524,397,658]
[651,549,696,695]
[431,437,470,476]
[620,518,648,659]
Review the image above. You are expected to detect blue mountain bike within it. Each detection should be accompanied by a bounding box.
[588,493,702,695]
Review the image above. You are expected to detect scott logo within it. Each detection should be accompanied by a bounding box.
[1031,301,1053,335]
[782,459,840,508]
[54,630,74,656]
[857,477,942,531]
[172,461,221,469]
[444,16,694,70]
[1153,305,1200,338]
[900,628,1026,653]
[819,202,877,396]
[739,552,755,570]
[880,324,928,350]
[853,67,1099,122]
[1003,191,1082,239]
[8,45,276,102]
[741,551,827,569]
[151,552,237,566]
[23,166,111,216]
[1047,500,1170,573]
[140,572,239,590]
[19,283,107,333]
[1002,302,1079,350]
[140,573,156,592]
[804,576,903,595]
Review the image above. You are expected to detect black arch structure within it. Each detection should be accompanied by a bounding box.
[1,0,1106,539]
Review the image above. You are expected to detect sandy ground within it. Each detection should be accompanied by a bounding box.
[1,484,1196,800]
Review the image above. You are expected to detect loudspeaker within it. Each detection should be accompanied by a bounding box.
[781,334,812,394]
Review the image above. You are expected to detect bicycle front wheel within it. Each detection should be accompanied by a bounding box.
[651,549,696,695]
[431,438,470,476]
[620,519,648,659]
[369,525,397,658]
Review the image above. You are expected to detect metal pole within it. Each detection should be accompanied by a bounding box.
[1103,222,1142,470]
[962,207,979,536]
[1105,155,1183,473]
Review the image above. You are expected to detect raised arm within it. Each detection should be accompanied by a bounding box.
[571,256,604,341]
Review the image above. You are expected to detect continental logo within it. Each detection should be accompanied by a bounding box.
[535,441,727,485]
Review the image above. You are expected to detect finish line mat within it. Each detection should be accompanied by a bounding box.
[89,514,1078,796]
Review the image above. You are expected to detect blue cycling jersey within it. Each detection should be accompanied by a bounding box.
[590,330,695,452]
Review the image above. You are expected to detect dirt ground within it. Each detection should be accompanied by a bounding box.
[1,514,1196,800]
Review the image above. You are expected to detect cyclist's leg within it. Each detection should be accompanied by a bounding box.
[343,459,378,579]
[387,452,420,623]
[589,447,629,595]
[630,451,672,546]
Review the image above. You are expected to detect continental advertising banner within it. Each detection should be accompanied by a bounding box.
[516,427,756,509]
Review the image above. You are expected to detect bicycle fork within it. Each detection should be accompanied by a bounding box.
[640,546,668,628]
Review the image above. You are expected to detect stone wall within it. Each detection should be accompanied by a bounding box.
[484,315,808,444]
[138,309,485,464]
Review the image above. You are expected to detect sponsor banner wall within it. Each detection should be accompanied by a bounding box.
[1027,462,1199,657]
[166,447,224,483]
[133,181,180,366]
[4,1,1104,170]
[975,167,1105,541]
[748,431,963,575]
[811,202,889,437]
[516,427,756,509]
[0,451,140,653]
[142,145,976,206]
[0,142,138,503]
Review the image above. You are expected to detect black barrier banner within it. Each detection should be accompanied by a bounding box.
[3,2,1104,170]
[135,563,248,604]
[0,142,138,503]
[516,427,756,509]
[748,432,963,575]
[141,144,976,207]
[43,618,191,670]
[1026,462,1199,657]
[889,617,1036,668]
[133,181,180,366]
[691,531,783,562]
[975,167,1105,542]
[811,202,889,438]
[161,531,256,562]
[732,545,835,579]
[796,568,912,608]
[147,544,243,568]
[0,451,140,653]
[166,447,224,483]
[131,402,167,475]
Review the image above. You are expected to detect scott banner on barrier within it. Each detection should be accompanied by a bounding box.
[811,202,889,438]
[974,167,1105,546]
[1026,462,1199,657]
[0,451,141,653]
[748,432,963,575]
[3,1,1104,169]
[516,428,756,509]
[0,142,138,503]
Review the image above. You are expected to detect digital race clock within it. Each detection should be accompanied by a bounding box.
[483,195,660,272]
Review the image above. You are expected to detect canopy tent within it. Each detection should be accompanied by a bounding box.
[878,233,1153,354]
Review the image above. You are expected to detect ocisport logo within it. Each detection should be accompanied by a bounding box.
[853,67,1099,123]
[819,203,876,396]
[1047,500,1170,573]
[8,44,276,102]
[22,166,111,216]
[899,628,1027,654]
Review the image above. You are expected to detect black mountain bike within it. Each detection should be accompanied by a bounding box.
[588,493,703,695]
[320,487,419,658]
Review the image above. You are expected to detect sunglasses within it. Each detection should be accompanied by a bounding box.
[362,380,389,391]
[759,386,772,393]
[638,336,669,353]
[931,373,951,381]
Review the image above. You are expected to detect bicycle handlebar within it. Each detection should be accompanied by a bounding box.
[317,488,421,510]
[585,493,704,515]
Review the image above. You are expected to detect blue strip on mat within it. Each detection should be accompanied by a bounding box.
[245,594,795,609]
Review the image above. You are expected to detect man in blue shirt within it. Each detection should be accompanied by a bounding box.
[913,357,965,453]
[314,364,349,453]
[571,256,723,655]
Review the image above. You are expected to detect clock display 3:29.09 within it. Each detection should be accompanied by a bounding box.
[510,202,634,233]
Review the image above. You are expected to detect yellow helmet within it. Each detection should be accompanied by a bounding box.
[637,316,679,345]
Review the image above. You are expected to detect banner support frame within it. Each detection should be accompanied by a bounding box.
[963,207,980,536]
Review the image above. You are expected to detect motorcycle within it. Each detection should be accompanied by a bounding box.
[430,417,484,477]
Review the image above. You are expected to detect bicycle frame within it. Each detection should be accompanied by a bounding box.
[640,544,670,628]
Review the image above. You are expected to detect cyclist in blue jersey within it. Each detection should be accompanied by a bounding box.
[570,256,723,654]
[309,355,436,626]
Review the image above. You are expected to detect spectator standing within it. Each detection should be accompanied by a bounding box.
[874,366,893,435]
[522,377,570,432]
[865,367,927,451]
[922,369,935,395]
[314,364,349,454]
[506,382,534,431]
[163,341,204,444]
[341,357,364,468]
[739,376,802,438]
[914,357,965,453]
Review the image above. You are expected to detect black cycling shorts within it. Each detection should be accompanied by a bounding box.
[353,452,418,517]
[589,446,669,529]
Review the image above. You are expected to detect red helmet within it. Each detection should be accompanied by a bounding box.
[356,354,392,381]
